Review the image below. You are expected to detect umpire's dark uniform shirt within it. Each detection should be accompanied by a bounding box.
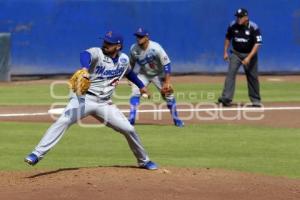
[226,20,262,53]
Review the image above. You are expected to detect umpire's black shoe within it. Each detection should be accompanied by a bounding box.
[217,97,232,107]
[247,103,262,108]
[253,102,262,107]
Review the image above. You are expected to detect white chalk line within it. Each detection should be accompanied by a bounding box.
[0,112,49,117]
[134,106,300,113]
[1,106,300,117]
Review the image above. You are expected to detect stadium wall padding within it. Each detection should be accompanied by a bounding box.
[0,0,299,74]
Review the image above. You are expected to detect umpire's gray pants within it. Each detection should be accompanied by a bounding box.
[221,52,261,104]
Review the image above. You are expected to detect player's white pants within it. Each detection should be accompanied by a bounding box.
[131,73,174,100]
[32,93,150,166]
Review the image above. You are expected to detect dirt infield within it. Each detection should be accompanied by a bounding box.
[0,167,299,200]
[1,102,300,128]
[1,75,300,200]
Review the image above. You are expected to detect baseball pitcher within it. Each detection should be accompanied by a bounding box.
[24,31,158,170]
[128,27,184,127]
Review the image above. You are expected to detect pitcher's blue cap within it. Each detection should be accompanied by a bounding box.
[101,31,123,45]
[134,27,149,37]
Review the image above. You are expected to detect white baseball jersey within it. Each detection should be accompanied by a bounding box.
[130,40,171,77]
[86,47,130,101]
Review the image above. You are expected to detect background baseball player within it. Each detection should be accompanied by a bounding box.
[128,27,184,127]
[24,31,158,170]
[218,8,262,107]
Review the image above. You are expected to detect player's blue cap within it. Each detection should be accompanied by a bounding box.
[134,27,149,37]
[101,31,123,45]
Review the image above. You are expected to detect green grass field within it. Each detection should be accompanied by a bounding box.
[0,122,299,178]
[1,80,300,105]
[0,78,300,178]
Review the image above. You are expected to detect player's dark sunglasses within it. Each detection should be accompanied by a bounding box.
[103,41,118,46]
[135,35,146,39]
[236,15,247,18]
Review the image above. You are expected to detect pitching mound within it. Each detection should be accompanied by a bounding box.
[0,167,299,200]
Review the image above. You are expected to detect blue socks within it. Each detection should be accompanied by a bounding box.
[129,96,140,125]
[167,98,179,120]
[129,96,182,126]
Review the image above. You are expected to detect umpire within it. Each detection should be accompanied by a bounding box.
[218,8,263,107]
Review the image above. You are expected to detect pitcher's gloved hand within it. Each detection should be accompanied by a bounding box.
[69,68,91,96]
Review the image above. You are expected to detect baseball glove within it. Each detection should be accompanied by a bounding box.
[160,84,174,97]
[69,68,91,95]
